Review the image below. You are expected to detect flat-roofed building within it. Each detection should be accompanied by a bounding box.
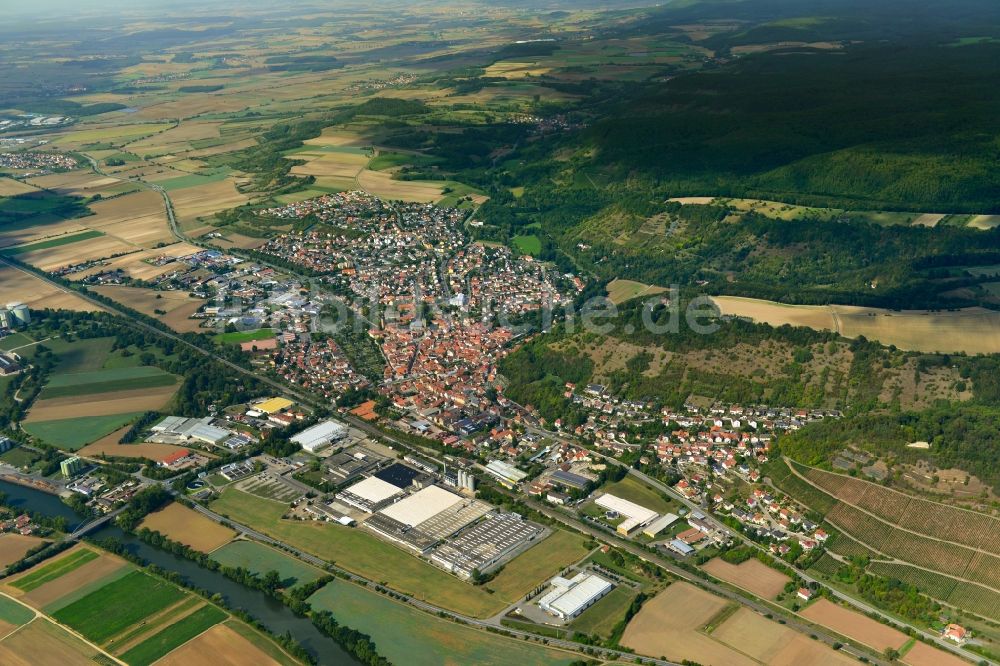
[595,493,658,535]
[484,460,528,488]
[336,476,405,512]
[291,420,348,453]
[538,573,613,620]
[549,469,591,491]
[642,513,679,538]
[430,512,542,578]
[255,397,294,414]
[378,485,464,527]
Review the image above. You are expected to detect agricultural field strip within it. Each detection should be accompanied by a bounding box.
[802,464,1000,553]
[787,461,1000,593]
[11,549,98,592]
[109,596,206,653]
[120,604,228,666]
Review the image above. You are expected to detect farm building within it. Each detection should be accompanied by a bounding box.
[595,493,658,535]
[291,420,348,452]
[336,475,405,512]
[538,573,613,620]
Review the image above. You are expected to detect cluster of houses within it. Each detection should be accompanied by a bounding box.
[0,150,76,171]
[0,513,41,536]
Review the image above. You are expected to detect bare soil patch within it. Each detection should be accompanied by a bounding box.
[16,552,126,609]
[170,179,248,225]
[356,169,443,202]
[702,557,789,600]
[0,535,45,568]
[0,266,102,313]
[901,640,969,666]
[154,622,280,666]
[620,582,756,665]
[78,427,191,460]
[0,617,99,666]
[140,503,236,553]
[712,607,855,665]
[91,285,204,333]
[800,598,907,652]
[25,385,178,422]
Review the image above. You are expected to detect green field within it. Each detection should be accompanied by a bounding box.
[600,476,676,514]
[22,412,144,450]
[0,230,103,256]
[0,332,33,352]
[308,580,578,666]
[40,366,177,399]
[120,604,227,666]
[512,234,541,255]
[52,570,185,643]
[214,328,276,344]
[570,585,637,638]
[156,169,231,192]
[0,594,36,627]
[211,541,322,589]
[487,530,589,603]
[210,489,505,617]
[12,549,98,592]
[49,336,115,373]
[0,447,40,469]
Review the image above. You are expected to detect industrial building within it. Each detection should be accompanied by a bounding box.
[364,485,470,553]
[336,475,405,512]
[5,303,30,327]
[642,513,680,538]
[484,460,528,488]
[325,448,385,484]
[254,397,295,414]
[595,493,658,535]
[60,456,86,478]
[538,573,613,620]
[430,512,542,577]
[291,420,347,453]
[374,462,424,489]
[549,469,591,491]
[150,416,232,446]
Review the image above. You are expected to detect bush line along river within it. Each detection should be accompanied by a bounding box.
[0,480,360,665]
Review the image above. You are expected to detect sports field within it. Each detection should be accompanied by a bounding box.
[210,488,506,617]
[308,579,579,666]
[214,328,276,344]
[211,540,323,589]
[140,502,237,553]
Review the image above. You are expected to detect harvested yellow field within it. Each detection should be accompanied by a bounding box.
[289,152,369,178]
[155,623,280,666]
[912,213,945,227]
[702,557,790,600]
[606,279,667,304]
[18,236,136,272]
[127,121,222,150]
[969,215,1000,230]
[356,169,443,202]
[712,607,856,666]
[668,196,717,204]
[0,535,46,568]
[50,123,175,147]
[185,138,257,158]
[304,131,365,147]
[25,385,178,422]
[0,264,102,313]
[140,503,236,553]
[0,178,38,196]
[90,285,204,332]
[132,96,251,121]
[171,179,248,225]
[621,582,756,665]
[84,191,171,247]
[484,61,553,78]
[25,171,120,196]
[0,220,89,249]
[711,296,1000,354]
[0,617,103,666]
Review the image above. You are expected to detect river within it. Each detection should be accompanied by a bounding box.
[0,480,359,665]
